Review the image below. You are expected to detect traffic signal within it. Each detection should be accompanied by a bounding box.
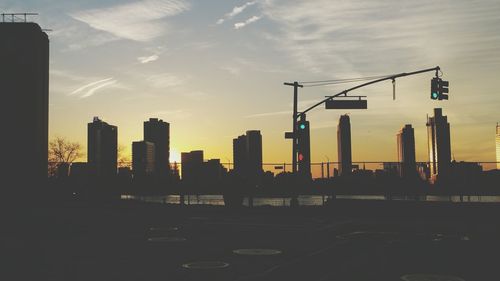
[430,77,450,100]
[296,117,311,179]
[431,78,439,100]
[438,79,449,100]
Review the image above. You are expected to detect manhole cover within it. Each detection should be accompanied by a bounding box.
[182,261,229,269]
[147,237,186,242]
[401,274,465,281]
[233,249,282,256]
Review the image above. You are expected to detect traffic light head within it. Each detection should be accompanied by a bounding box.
[431,77,450,100]
[431,78,439,100]
[298,153,304,161]
[438,80,449,100]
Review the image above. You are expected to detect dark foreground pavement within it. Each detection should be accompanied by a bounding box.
[2,200,500,281]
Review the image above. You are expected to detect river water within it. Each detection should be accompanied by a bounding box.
[121,194,500,207]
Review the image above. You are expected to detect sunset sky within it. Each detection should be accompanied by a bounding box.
[3,0,500,165]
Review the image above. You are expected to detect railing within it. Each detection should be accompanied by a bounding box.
[50,161,500,180]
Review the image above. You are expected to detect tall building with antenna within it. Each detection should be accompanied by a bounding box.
[1,15,49,191]
[426,108,451,182]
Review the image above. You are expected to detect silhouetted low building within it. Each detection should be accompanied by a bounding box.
[181,150,204,184]
[57,163,70,179]
[88,117,118,178]
[232,130,263,180]
[383,162,399,176]
[203,159,226,183]
[118,167,132,182]
[449,161,482,180]
[69,162,90,179]
[132,141,155,178]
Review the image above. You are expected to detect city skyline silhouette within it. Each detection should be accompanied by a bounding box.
[2,1,498,164]
[2,3,500,281]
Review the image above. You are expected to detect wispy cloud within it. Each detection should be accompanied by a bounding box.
[138,54,159,64]
[216,1,256,24]
[234,15,261,29]
[69,78,118,98]
[69,78,114,95]
[80,80,118,98]
[70,0,190,41]
[260,0,500,74]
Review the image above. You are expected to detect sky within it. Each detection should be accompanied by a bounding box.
[2,0,500,166]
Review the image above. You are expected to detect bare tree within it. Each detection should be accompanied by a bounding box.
[118,144,131,168]
[48,137,83,177]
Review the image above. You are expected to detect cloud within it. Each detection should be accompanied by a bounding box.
[234,15,261,29]
[80,80,118,98]
[68,78,118,98]
[138,54,160,64]
[70,0,190,41]
[260,0,500,74]
[216,1,256,24]
[69,78,114,95]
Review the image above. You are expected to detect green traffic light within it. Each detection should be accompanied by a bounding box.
[432,92,438,99]
[299,124,306,129]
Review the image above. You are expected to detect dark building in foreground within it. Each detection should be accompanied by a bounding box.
[233,130,263,179]
[88,117,118,177]
[337,115,352,176]
[203,159,226,182]
[181,150,204,183]
[132,141,155,178]
[144,118,170,175]
[497,123,500,170]
[1,22,49,188]
[397,124,416,178]
[427,108,451,182]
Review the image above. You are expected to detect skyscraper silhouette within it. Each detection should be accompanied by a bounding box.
[232,131,263,179]
[337,114,352,176]
[233,135,247,174]
[426,108,451,182]
[132,141,155,178]
[397,124,416,178]
[181,150,204,183]
[144,118,170,175]
[246,130,263,178]
[88,117,117,177]
[496,123,500,170]
[1,22,48,190]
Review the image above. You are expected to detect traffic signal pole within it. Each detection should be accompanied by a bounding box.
[284,81,303,174]
[300,66,442,117]
[285,66,447,176]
